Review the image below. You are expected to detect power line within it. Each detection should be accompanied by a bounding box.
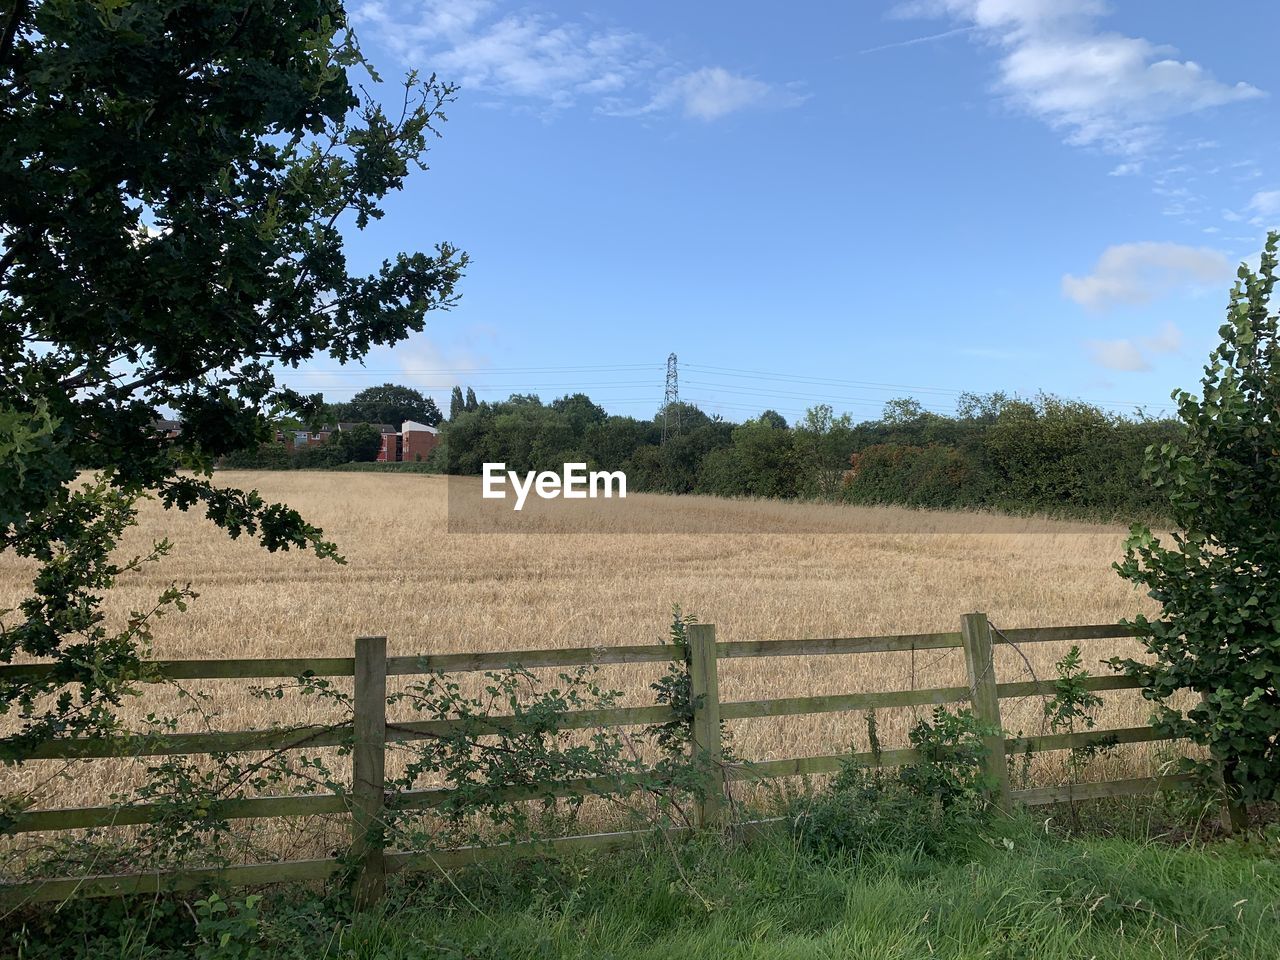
[277,380,658,391]
[286,363,661,376]
[683,363,1171,414]
[682,379,955,413]
[683,363,968,397]
[683,398,821,419]
[278,356,1174,419]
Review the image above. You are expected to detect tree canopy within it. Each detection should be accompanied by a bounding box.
[332,383,442,427]
[0,0,464,755]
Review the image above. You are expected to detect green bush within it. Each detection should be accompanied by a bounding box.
[1116,233,1280,815]
[843,443,984,510]
[219,443,295,470]
[840,396,1176,520]
[793,707,995,859]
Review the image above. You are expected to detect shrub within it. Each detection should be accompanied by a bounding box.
[843,443,984,510]
[219,443,294,470]
[1115,232,1280,818]
[793,707,996,859]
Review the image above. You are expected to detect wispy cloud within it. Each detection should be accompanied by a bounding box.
[899,1,1264,155]
[1086,338,1150,371]
[1062,241,1232,309]
[1140,320,1182,354]
[623,67,807,121]
[353,1,800,121]
[1085,322,1182,372]
[1248,190,1280,223]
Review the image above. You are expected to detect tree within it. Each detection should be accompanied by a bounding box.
[337,382,442,426]
[449,385,465,420]
[699,417,799,499]
[329,423,383,462]
[795,404,855,499]
[0,0,465,758]
[551,393,606,436]
[465,387,478,412]
[1114,233,1280,821]
[882,397,924,424]
[956,391,1010,421]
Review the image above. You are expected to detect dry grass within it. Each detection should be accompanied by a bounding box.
[2,471,1173,854]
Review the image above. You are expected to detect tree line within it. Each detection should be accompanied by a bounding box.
[230,380,1177,520]
[440,390,1176,520]
[249,387,1169,521]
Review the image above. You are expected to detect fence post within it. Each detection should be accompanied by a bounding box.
[686,623,725,827]
[352,635,387,908]
[960,612,1012,813]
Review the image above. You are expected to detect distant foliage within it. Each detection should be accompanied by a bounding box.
[428,388,1176,520]
[1115,232,1280,816]
[221,424,383,469]
[842,394,1175,519]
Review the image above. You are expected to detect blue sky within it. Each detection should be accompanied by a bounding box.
[289,1,1280,425]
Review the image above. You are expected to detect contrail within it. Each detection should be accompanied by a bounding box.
[858,25,977,55]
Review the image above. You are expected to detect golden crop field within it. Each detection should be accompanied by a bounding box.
[2,471,1174,845]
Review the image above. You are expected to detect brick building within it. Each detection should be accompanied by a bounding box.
[277,420,438,463]
[400,420,440,462]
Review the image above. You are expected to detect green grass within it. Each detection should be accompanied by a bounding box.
[8,817,1279,960]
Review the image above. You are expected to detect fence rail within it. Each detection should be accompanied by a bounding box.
[1,614,1215,907]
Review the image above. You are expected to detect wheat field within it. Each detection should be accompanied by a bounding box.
[2,471,1174,852]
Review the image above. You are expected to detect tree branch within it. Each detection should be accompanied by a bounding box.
[0,0,28,65]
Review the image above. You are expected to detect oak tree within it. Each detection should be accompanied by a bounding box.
[0,0,465,759]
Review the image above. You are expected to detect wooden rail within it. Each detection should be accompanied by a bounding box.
[2,614,1209,908]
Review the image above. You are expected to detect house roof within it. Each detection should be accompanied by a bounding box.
[401,420,439,434]
[322,422,398,434]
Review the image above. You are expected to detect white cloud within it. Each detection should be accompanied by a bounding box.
[1084,321,1181,372]
[393,333,492,408]
[903,1,1264,155]
[633,67,805,121]
[1140,320,1182,354]
[1248,190,1280,220]
[1108,162,1141,176]
[353,2,797,120]
[1062,241,1232,309]
[1086,339,1149,371]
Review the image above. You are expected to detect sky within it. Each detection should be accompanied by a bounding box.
[286,0,1280,426]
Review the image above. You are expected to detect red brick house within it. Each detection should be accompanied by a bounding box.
[400,420,440,462]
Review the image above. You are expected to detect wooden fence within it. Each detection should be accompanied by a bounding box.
[0,614,1204,907]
